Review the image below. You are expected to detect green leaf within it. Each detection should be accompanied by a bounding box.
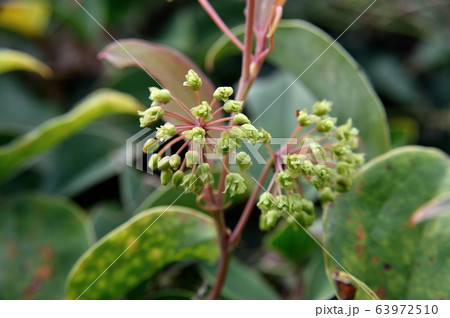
[323,146,450,299]
[0,49,52,77]
[0,89,144,181]
[207,20,391,159]
[99,40,216,122]
[264,221,317,265]
[0,194,94,299]
[302,251,335,300]
[199,258,279,300]
[66,206,219,299]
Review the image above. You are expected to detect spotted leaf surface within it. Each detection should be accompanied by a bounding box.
[323,146,450,299]
[0,195,94,299]
[66,206,219,299]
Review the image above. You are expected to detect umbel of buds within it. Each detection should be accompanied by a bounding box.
[256,100,364,231]
[137,69,271,198]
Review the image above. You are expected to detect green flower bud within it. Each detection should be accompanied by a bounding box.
[312,164,331,190]
[297,109,316,126]
[257,192,276,212]
[319,187,336,204]
[215,132,237,155]
[337,161,354,177]
[183,127,206,145]
[196,163,213,184]
[172,170,185,189]
[185,150,199,168]
[314,164,331,180]
[283,154,306,171]
[148,154,161,170]
[291,210,315,227]
[182,173,204,195]
[330,141,351,158]
[259,209,280,231]
[255,127,271,144]
[142,138,159,153]
[138,106,164,127]
[288,193,303,213]
[301,198,315,216]
[156,122,177,141]
[236,151,252,170]
[229,126,246,144]
[224,172,246,197]
[241,124,259,142]
[233,113,251,125]
[276,195,289,212]
[149,87,171,105]
[335,175,352,193]
[157,156,171,170]
[276,171,294,190]
[213,86,234,102]
[169,154,182,170]
[336,119,359,141]
[183,69,202,91]
[191,101,212,121]
[312,100,333,116]
[223,100,244,113]
[316,117,336,133]
[300,159,314,176]
[160,169,173,186]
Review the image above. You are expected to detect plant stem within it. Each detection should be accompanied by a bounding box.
[236,0,255,101]
[198,0,244,51]
[206,209,230,300]
[164,110,195,125]
[229,156,274,246]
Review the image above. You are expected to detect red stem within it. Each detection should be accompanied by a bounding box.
[164,111,195,125]
[229,156,274,246]
[198,0,244,51]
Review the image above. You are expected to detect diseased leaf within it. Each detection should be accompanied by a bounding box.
[0,194,94,299]
[0,89,144,181]
[66,206,219,299]
[323,146,450,299]
[0,49,52,78]
[99,39,216,122]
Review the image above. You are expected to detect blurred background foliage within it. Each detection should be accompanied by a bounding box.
[0,0,448,299]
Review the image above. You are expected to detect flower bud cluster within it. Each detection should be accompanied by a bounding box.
[137,69,269,198]
[257,100,364,231]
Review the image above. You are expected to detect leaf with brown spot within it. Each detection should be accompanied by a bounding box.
[324,146,450,299]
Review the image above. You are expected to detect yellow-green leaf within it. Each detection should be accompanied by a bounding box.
[66,206,219,299]
[0,49,52,77]
[0,89,144,181]
[0,0,50,37]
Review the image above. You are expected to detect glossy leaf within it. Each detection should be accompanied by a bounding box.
[199,258,278,300]
[0,194,94,299]
[99,39,216,122]
[207,20,391,159]
[66,206,219,299]
[0,89,144,181]
[324,146,450,299]
[0,49,52,78]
